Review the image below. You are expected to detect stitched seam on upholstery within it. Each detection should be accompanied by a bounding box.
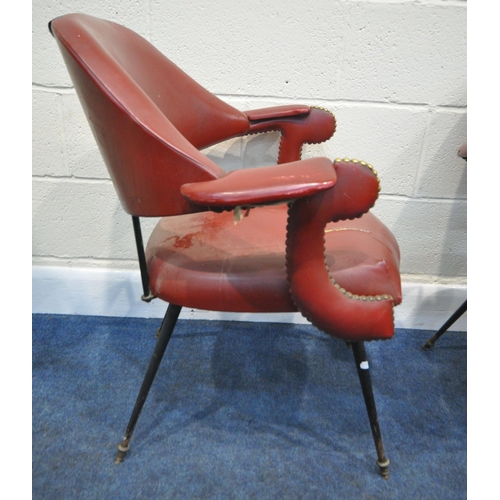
[278,131,286,162]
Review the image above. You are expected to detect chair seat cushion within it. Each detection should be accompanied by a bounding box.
[146,205,401,313]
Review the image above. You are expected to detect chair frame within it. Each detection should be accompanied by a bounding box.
[48,13,400,479]
[125,211,391,477]
[126,177,391,477]
[115,299,390,478]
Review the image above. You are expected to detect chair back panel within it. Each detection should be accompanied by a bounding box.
[50,14,249,216]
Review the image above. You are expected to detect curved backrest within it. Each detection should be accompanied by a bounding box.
[50,14,250,216]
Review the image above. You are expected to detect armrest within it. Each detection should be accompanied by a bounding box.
[180,157,336,208]
[246,106,336,164]
[244,104,311,122]
[285,159,395,342]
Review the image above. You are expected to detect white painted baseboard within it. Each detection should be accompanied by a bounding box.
[32,266,467,331]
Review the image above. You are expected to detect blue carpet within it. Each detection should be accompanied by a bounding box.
[32,314,466,499]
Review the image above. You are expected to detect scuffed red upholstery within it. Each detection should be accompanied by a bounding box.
[50,13,402,342]
[50,14,238,216]
[147,205,401,321]
[286,161,399,341]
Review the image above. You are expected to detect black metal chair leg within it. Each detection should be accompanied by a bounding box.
[131,216,155,302]
[351,341,390,479]
[154,314,166,339]
[423,299,467,350]
[115,303,182,464]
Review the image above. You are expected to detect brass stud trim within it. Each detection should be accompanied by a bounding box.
[333,157,381,192]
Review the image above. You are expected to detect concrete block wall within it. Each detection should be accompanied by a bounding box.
[32,0,467,327]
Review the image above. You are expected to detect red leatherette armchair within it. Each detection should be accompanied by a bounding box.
[49,13,402,478]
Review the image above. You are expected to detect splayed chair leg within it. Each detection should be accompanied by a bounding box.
[115,303,182,464]
[154,314,166,339]
[351,341,390,479]
[423,299,467,350]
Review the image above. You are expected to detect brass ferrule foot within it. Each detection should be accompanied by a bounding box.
[423,339,436,351]
[377,458,390,479]
[114,441,130,465]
